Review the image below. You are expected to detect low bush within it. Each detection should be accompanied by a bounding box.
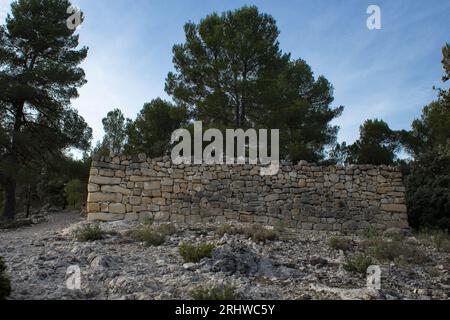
[132,228,166,247]
[364,238,429,264]
[179,242,215,263]
[0,257,11,300]
[242,224,278,242]
[76,224,105,242]
[191,285,239,300]
[329,237,353,251]
[156,223,177,236]
[343,254,374,274]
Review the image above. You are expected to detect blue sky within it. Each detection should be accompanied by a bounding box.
[2,0,449,147]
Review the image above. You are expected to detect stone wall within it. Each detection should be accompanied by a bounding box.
[86,154,409,232]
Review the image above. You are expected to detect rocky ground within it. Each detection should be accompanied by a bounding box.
[0,211,449,300]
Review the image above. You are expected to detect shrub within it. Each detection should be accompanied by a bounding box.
[64,179,86,210]
[156,223,177,236]
[191,285,239,300]
[365,238,429,264]
[329,237,353,251]
[76,224,106,242]
[343,254,374,274]
[141,216,154,226]
[242,224,278,242]
[406,151,450,232]
[0,257,11,300]
[216,224,235,237]
[132,228,166,247]
[179,242,215,263]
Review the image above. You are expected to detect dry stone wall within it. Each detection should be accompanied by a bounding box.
[86,154,409,232]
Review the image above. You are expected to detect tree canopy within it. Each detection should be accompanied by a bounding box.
[165,6,343,162]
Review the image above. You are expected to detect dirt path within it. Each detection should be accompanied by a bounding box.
[0,211,83,239]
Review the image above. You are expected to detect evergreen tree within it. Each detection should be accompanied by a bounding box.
[0,0,91,219]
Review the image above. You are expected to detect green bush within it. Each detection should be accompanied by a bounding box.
[365,238,429,264]
[179,242,215,263]
[191,285,239,300]
[343,254,374,274]
[156,223,177,236]
[76,224,106,242]
[65,179,86,210]
[216,224,235,237]
[242,224,278,242]
[0,257,11,300]
[132,228,166,247]
[406,151,450,232]
[329,237,353,251]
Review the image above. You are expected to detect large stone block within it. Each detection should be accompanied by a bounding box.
[381,204,407,213]
[87,192,122,203]
[109,203,126,214]
[89,176,121,185]
[101,185,132,195]
[87,213,125,222]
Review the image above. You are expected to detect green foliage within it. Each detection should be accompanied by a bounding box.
[165,6,343,162]
[215,224,278,242]
[346,119,401,165]
[156,223,177,236]
[99,108,128,156]
[329,237,353,251]
[132,228,166,247]
[191,285,239,300]
[141,216,154,226]
[343,254,374,274]
[131,223,177,246]
[0,257,11,300]
[179,242,215,263]
[76,224,106,242]
[242,224,278,242]
[406,149,450,231]
[125,98,188,157]
[363,238,429,264]
[216,224,236,237]
[64,179,86,209]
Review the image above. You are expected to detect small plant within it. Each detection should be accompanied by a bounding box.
[132,228,166,247]
[191,285,239,300]
[329,236,353,251]
[242,224,278,242]
[0,257,11,300]
[179,242,215,263]
[141,216,154,226]
[343,254,374,274]
[76,224,106,242]
[156,223,177,236]
[360,227,380,239]
[216,224,236,237]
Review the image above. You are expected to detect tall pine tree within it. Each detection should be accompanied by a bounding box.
[0,0,91,219]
